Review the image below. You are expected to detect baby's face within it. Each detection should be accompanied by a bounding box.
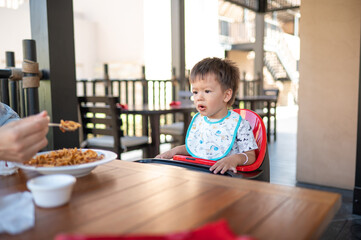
[191,74,232,119]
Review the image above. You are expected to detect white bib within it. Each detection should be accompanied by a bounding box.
[185,111,242,160]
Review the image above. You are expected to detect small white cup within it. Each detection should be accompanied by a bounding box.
[0,160,18,176]
[27,174,76,208]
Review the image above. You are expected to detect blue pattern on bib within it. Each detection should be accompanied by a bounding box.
[185,111,242,160]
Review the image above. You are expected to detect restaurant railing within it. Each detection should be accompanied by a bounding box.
[240,78,261,97]
[239,71,262,97]
[76,75,177,139]
[76,65,264,145]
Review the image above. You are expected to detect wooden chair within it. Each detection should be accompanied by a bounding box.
[255,89,279,141]
[77,96,150,158]
[160,90,193,146]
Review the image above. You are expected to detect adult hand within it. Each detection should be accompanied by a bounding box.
[0,111,49,163]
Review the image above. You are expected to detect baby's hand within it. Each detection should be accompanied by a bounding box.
[155,145,187,160]
[209,155,241,174]
[155,150,175,159]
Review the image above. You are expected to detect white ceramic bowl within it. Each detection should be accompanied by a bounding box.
[27,174,76,208]
[14,149,117,177]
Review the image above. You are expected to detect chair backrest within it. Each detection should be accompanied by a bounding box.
[77,96,122,155]
[232,109,267,172]
[178,90,193,105]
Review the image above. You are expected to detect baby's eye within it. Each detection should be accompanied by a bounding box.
[192,91,198,95]
[205,90,211,93]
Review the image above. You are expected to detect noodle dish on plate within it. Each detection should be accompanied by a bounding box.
[14,148,117,177]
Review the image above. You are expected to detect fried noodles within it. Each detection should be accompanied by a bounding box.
[60,120,81,132]
[25,148,104,167]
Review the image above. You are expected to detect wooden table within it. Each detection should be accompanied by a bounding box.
[122,104,196,157]
[0,160,341,240]
[235,95,278,141]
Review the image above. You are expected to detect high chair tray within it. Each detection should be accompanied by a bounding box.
[172,155,248,172]
[173,154,261,172]
[135,158,263,179]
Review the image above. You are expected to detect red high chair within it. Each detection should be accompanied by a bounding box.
[137,109,270,182]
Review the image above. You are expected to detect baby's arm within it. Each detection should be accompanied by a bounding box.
[209,150,256,174]
[155,145,189,159]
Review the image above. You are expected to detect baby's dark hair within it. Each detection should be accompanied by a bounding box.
[190,57,240,106]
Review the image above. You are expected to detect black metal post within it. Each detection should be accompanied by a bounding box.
[1,52,12,105]
[6,52,19,114]
[23,39,39,116]
[142,65,148,104]
[92,81,96,96]
[353,33,361,215]
[81,79,87,96]
[5,52,15,69]
[141,65,149,136]
[0,69,12,78]
[104,63,110,96]
[258,0,267,13]
[118,80,121,103]
[172,67,177,101]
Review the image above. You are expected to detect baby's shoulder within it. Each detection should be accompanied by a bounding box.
[238,118,253,132]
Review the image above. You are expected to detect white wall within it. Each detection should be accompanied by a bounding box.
[0,2,31,67]
[73,0,225,79]
[0,0,228,83]
[185,0,224,69]
[0,0,145,79]
[73,16,97,79]
[143,0,172,80]
[73,0,145,79]
[143,0,225,79]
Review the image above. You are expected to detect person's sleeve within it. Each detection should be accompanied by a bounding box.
[234,119,258,152]
[0,103,20,126]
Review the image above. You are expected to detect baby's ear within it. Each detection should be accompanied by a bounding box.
[223,88,233,103]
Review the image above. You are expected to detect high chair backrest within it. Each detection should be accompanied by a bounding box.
[232,109,267,172]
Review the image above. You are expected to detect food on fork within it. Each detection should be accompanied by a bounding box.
[59,120,81,132]
[24,148,104,167]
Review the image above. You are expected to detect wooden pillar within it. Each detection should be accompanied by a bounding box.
[29,0,79,150]
[171,0,186,91]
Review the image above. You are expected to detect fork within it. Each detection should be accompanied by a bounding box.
[48,123,77,132]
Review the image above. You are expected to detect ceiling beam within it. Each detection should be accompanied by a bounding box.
[224,0,300,13]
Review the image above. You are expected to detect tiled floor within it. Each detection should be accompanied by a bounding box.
[267,106,361,240]
[122,105,361,239]
[268,105,298,186]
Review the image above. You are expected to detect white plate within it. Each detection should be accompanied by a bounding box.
[14,149,117,177]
